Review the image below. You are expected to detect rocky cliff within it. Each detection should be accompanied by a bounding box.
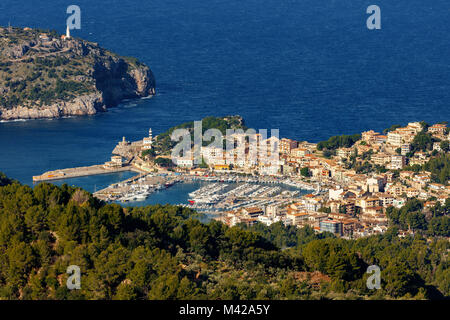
[0,27,155,120]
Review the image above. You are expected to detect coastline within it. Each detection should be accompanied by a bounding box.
[0,26,156,121]
[0,88,156,121]
[32,163,143,183]
[0,93,155,122]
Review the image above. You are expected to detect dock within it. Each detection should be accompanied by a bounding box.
[32,164,140,182]
[92,173,180,202]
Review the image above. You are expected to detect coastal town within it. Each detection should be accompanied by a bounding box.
[34,118,447,240]
[6,27,447,241]
[1,2,449,303]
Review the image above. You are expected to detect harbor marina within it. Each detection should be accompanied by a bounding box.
[93,173,315,215]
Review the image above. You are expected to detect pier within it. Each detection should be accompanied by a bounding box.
[32,164,141,182]
[93,173,181,202]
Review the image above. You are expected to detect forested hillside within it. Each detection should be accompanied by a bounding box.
[0,174,448,300]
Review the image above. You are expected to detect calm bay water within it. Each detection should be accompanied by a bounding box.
[0,0,449,193]
[120,180,307,208]
[53,175,204,205]
[50,171,137,193]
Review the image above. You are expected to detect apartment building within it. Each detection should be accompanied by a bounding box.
[429,123,447,135]
[291,147,311,158]
[280,138,298,155]
[387,131,403,147]
[390,155,406,170]
[320,220,343,236]
[372,153,391,166]
[361,130,380,144]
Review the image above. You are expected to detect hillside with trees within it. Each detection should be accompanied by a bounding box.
[0,174,448,300]
[0,26,155,120]
[153,115,247,155]
[317,134,361,151]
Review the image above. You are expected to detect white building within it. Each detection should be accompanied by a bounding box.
[433,142,442,152]
[401,144,411,155]
[201,146,225,165]
[393,198,407,208]
[389,155,406,170]
[142,128,153,150]
[329,187,344,201]
[174,158,194,168]
[387,131,403,147]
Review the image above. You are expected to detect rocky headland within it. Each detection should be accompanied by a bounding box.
[0,26,155,120]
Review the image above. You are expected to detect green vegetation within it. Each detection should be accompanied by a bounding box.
[0,41,96,108]
[300,167,312,178]
[342,150,378,174]
[0,172,13,186]
[317,134,361,151]
[354,161,375,174]
[199,157,209,169]
[440,141,450,153]
[322,149,336,159]
[386,198,450,236]
[404,154,450,185]
[0,174,448,300]
[141,149,156,159]
[410,131,437,153]
[383,124,402,134]
[423,154,450,185]
[154,116,247,155]
[238,223,335,249]
[154,157,174,168]
[0,27,147,110]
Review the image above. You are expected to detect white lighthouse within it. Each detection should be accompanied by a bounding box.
[66,25,71,39]
[142,128,153,150]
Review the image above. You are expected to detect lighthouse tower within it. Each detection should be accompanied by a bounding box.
[66,25,71,39]
[142,128,153,150]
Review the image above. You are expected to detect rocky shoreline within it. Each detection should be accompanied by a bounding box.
[0,61,156,121]
[0,27,156,121]
[0,93,103,120]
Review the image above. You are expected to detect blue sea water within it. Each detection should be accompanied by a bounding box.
[50,171,137,193]
[0,0,449,192]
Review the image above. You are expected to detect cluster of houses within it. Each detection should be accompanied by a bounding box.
[119,122,448,239]
[214,122,449,238]
[171,122,448,178]
[172,131,283,175]
[216,191,390,239]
